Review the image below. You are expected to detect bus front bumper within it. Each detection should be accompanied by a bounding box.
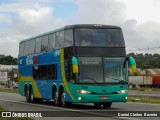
[74,93,128,103]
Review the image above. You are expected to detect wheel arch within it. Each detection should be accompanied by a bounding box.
[59,84,65,95]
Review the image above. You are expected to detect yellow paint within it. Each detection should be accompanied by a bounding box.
[19,76,42,98]
[73,65,78,73]
[132,66,137,73]
[60,49,74,101]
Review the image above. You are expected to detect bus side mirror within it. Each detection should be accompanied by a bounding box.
[72,56,79,74]
[128,57,136,73]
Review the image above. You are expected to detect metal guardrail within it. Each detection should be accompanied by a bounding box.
[129,93,160,99]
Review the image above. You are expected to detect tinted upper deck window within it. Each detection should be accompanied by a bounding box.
[75,28,125,47]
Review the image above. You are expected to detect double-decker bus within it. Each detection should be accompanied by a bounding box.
[18,24,136,108]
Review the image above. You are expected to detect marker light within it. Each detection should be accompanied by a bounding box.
[78,97,82,100]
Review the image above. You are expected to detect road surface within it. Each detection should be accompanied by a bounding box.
[0,92,160,120]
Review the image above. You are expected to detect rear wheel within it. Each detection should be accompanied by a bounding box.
[26,87,42,103]
[26,89,30,102]
[94,103,102,108]
[30,89,34,103]
[54,91,60,106]
[103,102,112,108]
[26,88,33,103]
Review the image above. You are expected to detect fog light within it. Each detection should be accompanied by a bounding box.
[78,97,82,100]
[125,97,128,99]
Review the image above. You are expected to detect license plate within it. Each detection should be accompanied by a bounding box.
[100,96,108,100]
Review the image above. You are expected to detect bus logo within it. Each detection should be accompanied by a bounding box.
[26,55,33,65]
[34,56,39,64]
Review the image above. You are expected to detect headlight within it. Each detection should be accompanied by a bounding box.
[118,90,128,94]
[77,90,91,94]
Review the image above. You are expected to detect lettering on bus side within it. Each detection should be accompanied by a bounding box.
[26,55,34,65]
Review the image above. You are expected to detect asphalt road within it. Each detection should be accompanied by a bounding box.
[0,92,160,120]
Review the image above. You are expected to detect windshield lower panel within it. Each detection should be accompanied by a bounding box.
[77,57,126,84]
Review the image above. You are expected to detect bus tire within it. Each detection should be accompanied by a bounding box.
[94,103,102,108]
[103,102,112,108]
[61,90,70,107]
[26,90,30,102]
[26,87,35,103]
[54,91,60,106]
[28,87,34,103]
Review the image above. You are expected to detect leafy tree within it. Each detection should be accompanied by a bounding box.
[127,52,160,69]
[0,55,17,65]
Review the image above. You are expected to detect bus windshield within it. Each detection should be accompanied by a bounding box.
[77,57,126,84]
[75,28,125,47]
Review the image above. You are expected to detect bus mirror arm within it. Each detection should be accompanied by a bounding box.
[123,57,129,68]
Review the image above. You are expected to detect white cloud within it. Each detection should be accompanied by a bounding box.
[121,0,160,24]
[74,0,127,25]
[0,2,70,57]
[74,0,160,54]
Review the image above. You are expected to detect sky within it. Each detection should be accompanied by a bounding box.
[0,0,160,57]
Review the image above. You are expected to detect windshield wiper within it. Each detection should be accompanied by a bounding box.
[105,77,127,84]
[80,76,100,85]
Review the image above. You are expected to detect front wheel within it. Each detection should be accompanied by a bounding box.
[61,90,70,107]
[103,102,112,108]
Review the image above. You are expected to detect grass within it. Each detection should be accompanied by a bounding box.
[0,117,33,120]
[0,89,18,93]
[0,105,33,120]
[0,105,6,111]
[128,96,160,104]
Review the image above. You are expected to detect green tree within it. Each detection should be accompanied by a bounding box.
[0,55,17,65]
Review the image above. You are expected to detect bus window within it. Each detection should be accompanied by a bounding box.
[29,39,36,54]
[35,37,41,53]
[65,60,73,82]
[55,31,64,49]
[64,29,73,47]
[75,28,125,47]
[48,33,55,50]
[19,42,24,56]
[41,35,48,52]
[33,64,57,80]
[23,41,30,55]
[48,64,57,80]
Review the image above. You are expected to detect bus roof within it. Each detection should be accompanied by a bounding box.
[65,24,121,29]
[20,24,121,43]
